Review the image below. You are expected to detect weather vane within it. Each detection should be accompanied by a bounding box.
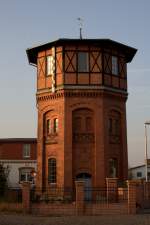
[77,17,83,39]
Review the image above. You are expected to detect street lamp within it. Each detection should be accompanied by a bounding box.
[145,121,150,182]
[30,170,37,185]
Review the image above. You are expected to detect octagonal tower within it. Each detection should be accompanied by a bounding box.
[27,39,137,190]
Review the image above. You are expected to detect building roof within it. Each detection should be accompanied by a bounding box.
[129,164,146,170]
[26,38,137,65]
[0,138,37,143]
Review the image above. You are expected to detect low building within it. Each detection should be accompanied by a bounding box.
[129,164,150,180]
[0,138,37,188]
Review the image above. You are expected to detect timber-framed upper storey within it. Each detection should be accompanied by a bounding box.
[27,38,137,93]
[27,38,137,64]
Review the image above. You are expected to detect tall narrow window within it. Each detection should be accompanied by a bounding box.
[47,119,51,135]
[86,117,92,132]
[23,144,30,158]
[112,56,118,75]
[53,118,58,133]
[109,158,117,178]
[46,55,53,75]
[109,118,113,135]
[78,52,89,72]
[115,119,119,135]
[73,117,81,132]
[48,158,56,183]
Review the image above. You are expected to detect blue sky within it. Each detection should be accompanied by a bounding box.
[0,0,150,166]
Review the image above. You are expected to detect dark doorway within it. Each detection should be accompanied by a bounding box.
[76,173,92,201]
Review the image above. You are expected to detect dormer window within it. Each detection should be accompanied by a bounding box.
[78,52,89,72]
[112,56,118,75]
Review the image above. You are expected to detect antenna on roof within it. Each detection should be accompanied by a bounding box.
[77,18,83,39]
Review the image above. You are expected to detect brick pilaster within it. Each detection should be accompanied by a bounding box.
[127,180,136,214]
[22,182,31,214]
[106,178,118,202]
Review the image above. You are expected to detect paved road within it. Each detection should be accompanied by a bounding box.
[0,214,150,225]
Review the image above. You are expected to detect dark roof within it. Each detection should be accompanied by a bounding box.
[129,165,145,170]
[0,138,37,143]
[26,38,137,65]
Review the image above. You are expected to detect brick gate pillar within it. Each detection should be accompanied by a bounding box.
[106,178,118,202]
[127,180,136,214]
[75,181,85,215]
[22,182,31,214]
[144,181,150,200]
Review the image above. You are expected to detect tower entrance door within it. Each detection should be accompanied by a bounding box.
[76,173,92,201]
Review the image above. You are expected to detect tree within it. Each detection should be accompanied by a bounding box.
[0,164,7,196]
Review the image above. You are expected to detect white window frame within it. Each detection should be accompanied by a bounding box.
[112,56,118,75]
[78,52,89,72]
[23,144,30,158]
[19,168,33,183]
[48,158,57,184]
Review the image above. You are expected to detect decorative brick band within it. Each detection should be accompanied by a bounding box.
[37,89,127,102]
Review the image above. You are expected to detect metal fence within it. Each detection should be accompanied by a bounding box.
[84,187,128,215]
[84,187,128,203]
[31,187,75,203]
[30,187,76,216]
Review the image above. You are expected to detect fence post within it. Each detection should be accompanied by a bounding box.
[144,181,150,200]
[22,182,31,214]
[106,178,118,202]
[127,180,136,214]
[75,181,85,215]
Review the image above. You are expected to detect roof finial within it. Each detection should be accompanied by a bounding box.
[77,18,83,39]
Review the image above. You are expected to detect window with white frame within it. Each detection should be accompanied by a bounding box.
[19,168,33,182]
[23,144,30,158]
[78,52,89,72]
[48,158,57,184]
[112,56,118,75]
[46,55,53,75]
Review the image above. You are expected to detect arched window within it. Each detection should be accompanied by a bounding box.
[48,158,57,183]
[108,110,121,136]
[53,118,58,133]
[47,119,52,135]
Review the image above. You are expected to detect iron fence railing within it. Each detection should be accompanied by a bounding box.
[84,187,128,203]
[30,187,75,203]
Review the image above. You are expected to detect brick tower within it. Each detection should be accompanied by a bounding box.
[27,39,137,189]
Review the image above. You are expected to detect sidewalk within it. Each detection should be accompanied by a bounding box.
[0,214,150,225]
